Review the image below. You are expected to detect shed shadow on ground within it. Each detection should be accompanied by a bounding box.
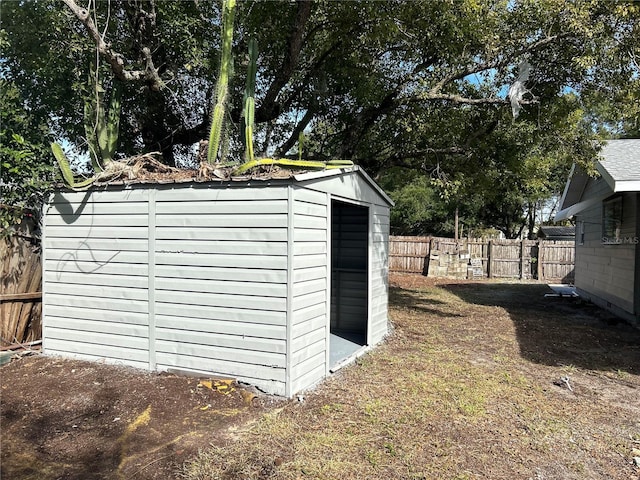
[441,282,640,375]
[389,287,464,318]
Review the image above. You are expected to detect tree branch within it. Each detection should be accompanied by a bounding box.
[62,0,164,90]
[275,108,315,157]
[257,0,312,121]
[385,146,469,164]
[339,88,401,158]
[429,34,565,94]
[419,93,510,105]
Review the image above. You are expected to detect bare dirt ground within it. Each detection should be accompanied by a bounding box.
[1,358,284,479]
[2,274,640,479]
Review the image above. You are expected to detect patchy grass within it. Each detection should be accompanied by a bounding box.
[180,275,640,480]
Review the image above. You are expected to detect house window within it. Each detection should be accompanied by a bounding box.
[602,196,622,244]
[578,221,585,245]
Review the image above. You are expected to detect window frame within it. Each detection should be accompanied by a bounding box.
[602,195,623,244]
[578,220,585,246]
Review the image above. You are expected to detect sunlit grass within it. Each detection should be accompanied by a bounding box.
[179,281,640,480]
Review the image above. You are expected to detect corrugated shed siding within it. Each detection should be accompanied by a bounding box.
[370,204,390,343]
[44,171,391,397]
[290,187,328,393]
[575,182,636,313]
[44,190,150,368]
[295,172,391,346]
[153,186,289,396]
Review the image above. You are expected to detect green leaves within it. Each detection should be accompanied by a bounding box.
[0,78,54,236]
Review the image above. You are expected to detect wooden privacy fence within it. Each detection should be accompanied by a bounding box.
[390,235,575,282]
[1,222,42,347]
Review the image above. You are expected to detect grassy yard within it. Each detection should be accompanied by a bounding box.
[180,275,640,480]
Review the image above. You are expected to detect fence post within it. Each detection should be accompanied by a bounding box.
[519,240,525,280]
[488,240,493,278]
[537,240,544,280]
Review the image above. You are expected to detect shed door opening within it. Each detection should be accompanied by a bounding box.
[330,200,368,369]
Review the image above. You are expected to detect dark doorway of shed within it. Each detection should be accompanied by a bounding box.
[330,200,368,370]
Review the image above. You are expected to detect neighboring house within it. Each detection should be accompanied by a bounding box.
[555,139,640,328]
[537,225,575,241]
[42,166,393,397]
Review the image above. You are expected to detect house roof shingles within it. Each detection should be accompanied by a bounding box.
[555,139,640,221]
[598,139,640,189]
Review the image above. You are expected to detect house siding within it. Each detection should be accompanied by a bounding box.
[575,179,637,314]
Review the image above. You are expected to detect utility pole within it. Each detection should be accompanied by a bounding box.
[454,207,459,242]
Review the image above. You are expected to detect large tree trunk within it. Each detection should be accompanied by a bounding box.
[138,90,182,167]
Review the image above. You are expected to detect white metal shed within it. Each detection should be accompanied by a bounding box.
[42,166,393,396]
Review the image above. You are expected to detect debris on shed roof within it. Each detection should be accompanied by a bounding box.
[60,153,355,188]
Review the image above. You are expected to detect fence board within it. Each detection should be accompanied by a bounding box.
[1,220,42,346]
[390,235,574,281]
[538,240,575,283]
[389,236,431,274]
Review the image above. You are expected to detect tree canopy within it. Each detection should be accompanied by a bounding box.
[2,0,639,236]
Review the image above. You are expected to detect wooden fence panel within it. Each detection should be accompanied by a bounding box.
[389,236,431,273]
[489,241,520,278]
[538,240,575,283]
[390,235,574,282]
[1,222,42,347]
[468,240,489,275]
[488,240,537,279]
[430,237,459,253]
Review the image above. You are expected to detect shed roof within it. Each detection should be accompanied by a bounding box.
[555,139,640,221]
[71,164,394,207]
[537,225,575,239]
[294,166,394,206]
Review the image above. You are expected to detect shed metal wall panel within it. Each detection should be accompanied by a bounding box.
[154,352,286,396]
[44,190,150,369]
[155,304,286,325]
[370,205,390,343]
[46,226,150,239]
[155,315,286,339]
[46,305,148,325]
[45,339,149,367]
[153,185,289,394]
[154,265,286,283]
[46,317,148,337]
[156,227,287,242]
[295,175,390,345]
[289,188,329,393]
[46,238,149,252]
[299,172,391,207]
[43,168,392,397]
[155,186,289,202]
